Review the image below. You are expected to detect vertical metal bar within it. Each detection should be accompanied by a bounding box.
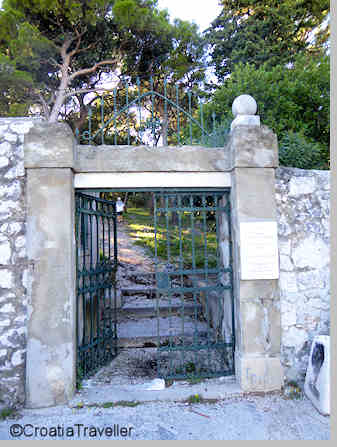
[190,195,196,272]
[176,85,180,145]
[212,111,216,147]
[177,193,185,374]
[190,194,198,373]
[154,193,160,376]
[165,194,170,263]
[101,95,105,145]
[75,195,80,378]
[113,88,117,145]
[102,206,105,261]
[151,76,154,142]
[200,100,204,145]
[188,91,192,145]
[215,194,221,344]
[107,204,112,347]
[81,199,87,350]
[226,192,235,365]
[113,206,118,266]
[113,204,118,354]
[164,78,168,146]
[137,77,142,143]
[96,208,101,364]
[126,81,130,145]
[88,106,92,143]
[202,194,211,372]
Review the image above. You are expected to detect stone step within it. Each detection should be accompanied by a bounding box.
[117,304,202,320]
[116,334,208,348]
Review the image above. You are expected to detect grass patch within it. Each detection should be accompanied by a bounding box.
[0,407,16,420]
[74,400,141,410]
[101,402,114,408]
[186,394,203,404]
[123,207,218,268]
[113,400,140,407]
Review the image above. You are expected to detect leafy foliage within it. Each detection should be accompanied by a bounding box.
[279,132,328,170]
[201,53,330,168]
[0,0,206,123]
[204,0,330,81]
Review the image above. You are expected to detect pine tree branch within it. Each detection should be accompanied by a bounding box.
[68,60,117,81]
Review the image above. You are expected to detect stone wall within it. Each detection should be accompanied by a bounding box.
[0,118,36,409]
[0,116,331,408]
[275,167,330,384]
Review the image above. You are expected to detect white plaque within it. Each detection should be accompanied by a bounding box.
[240,221,279,280]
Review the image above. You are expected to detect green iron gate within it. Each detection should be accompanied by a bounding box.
[75,192,118,381]
[151,190,235,379]
[75,189,235,381]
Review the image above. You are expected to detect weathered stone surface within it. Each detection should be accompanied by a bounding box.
[0,117,32,408]
[276,167,330,384]
[0,238,11,264]
[0,270,14,289]
[25,167,76,408]
[229,123,282,393]
[228,125,278,168]
[24,122,75,168]
[240,299,280,356]
[231,115,260,130]
[235,354,284,392]
[75,144,231,172]
[289,176,316,196]
[292,234,329,269]
[232,168,277,220]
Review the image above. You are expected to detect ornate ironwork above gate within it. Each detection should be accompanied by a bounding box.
[75,77,229,147]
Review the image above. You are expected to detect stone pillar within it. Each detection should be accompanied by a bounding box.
[229,95,283,392]
[24,122,76,408]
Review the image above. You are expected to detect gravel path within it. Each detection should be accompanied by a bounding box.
[0,393,329,440]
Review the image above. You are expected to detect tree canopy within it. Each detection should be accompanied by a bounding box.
[204,0,330,81]
[0,0,206,122]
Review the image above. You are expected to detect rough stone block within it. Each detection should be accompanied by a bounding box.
[229,125,278,168]
[289,176,316,196]
[239,280,279,302]
[292,234,329,269]
[240,299,281,356]
[25,168,76,408]
[235,353,284,392]
[232,168,277,221]
[0,270,14,289]
[75,144,231,172]
[24,122,75,169]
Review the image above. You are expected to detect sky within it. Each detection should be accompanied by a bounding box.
[0,0,223,31]
[157,0,222,32]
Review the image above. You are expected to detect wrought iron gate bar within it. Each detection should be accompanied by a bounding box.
[152,190,234,379]
[75,77,230,147]
[75,189,235,383]
[75,192,118,383]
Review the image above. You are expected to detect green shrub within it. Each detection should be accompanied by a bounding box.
[279,132,328,170]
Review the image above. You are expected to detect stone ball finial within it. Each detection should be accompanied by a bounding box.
[232,95,257,117]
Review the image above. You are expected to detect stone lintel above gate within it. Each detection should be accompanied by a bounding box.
[74,144,231,172]
[24,122,76,169]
